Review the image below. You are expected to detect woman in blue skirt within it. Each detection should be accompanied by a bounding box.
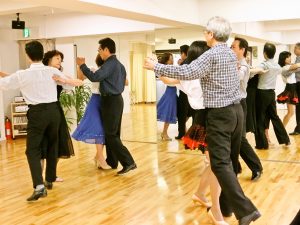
[157,52,177,140]
[72,55,110,169]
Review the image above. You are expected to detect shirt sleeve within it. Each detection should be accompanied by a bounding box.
[51,68,73,90]
[0,73,21,90]
[154,52,211,80]
[238,65,249,81]
[258,61,268,70]
[281,65,293,77]
[80,62,111,82]
[177,80,193,94]
[282,65,300,77]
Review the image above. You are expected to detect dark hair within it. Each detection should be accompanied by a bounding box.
[180,45,189,55]
[25,41,44,61]
[264,42,276,59]
[158,52,172,65]
[98,37,116,54]
[95,54,104,67]
[42,50,64,66]
[278,51,291,67]
[234,37,248,57]
[185,41,210,64]
[296,43,300,48]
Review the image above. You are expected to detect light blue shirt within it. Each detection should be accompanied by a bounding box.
[257,59,282,90]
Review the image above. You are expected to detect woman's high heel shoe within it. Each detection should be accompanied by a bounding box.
[161,134,172,141]
[96,160,111,170]
[207,208,229,225]
[192,194,212,208]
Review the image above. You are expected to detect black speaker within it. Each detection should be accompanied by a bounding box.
[12,20,25,29]
[168,38,176,44]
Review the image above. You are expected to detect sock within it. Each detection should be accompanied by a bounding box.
[35,184,45,191]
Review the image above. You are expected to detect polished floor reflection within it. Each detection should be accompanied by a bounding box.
[0,105,299,225]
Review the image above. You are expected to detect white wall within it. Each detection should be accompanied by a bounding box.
[0,30,21,120]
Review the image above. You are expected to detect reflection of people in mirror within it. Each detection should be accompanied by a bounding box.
[156,52,177,141]
[176,44,194,140]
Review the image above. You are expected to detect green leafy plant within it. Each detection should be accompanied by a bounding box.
[59,85,91,125]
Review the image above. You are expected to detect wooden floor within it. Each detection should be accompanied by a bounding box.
[0,104,299,225]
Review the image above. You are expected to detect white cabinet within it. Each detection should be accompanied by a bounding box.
[11,101,28,139]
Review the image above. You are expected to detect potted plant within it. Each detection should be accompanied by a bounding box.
[59,84,91,127]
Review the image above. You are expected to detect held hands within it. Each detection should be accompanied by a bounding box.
[0,71,8,77]
[143,56,158,71]
[76,57,86,66]
[52,75,83,86]
[159,76,180,85]
[258,68,269,74]
[250,67,269,75]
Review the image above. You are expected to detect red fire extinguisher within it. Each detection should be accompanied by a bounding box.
[5,117,12,140]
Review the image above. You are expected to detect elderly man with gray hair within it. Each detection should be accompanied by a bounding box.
[144,16,260,225]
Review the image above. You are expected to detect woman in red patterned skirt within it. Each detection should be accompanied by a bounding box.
[277,51,300,127]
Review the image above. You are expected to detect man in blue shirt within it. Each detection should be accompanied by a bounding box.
[77,38,136,175]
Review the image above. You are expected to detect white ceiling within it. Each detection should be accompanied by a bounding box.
[0,0,300,44]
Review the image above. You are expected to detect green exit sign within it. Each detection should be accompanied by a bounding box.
[23,28,30,38]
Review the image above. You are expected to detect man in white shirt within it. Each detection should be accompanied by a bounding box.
[0,41,72,201]
[231,37,263,181]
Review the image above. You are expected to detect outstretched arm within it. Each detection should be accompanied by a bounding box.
[52,75,83,86]
[77,65,86,80]
[249,67,269,78]
[0,71,9,77]
[159,76,180,85]
[144,52,210,80]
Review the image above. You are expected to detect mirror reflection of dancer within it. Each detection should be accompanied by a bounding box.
[176,44,193,140]
[72,55,110,170]
[277,51,300,127]
[40,50,76,186]
[156,53,177,141]
[0,41,82,201]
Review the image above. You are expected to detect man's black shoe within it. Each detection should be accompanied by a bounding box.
[175,135,184,140]
[117,163,137,175]
[239,210,261,225]
[27,187,47,201]
[251,171,262,181]
[44,181,53,190]
[289,131,300,135]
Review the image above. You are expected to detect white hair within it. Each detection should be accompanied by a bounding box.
[206,16,232,42]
